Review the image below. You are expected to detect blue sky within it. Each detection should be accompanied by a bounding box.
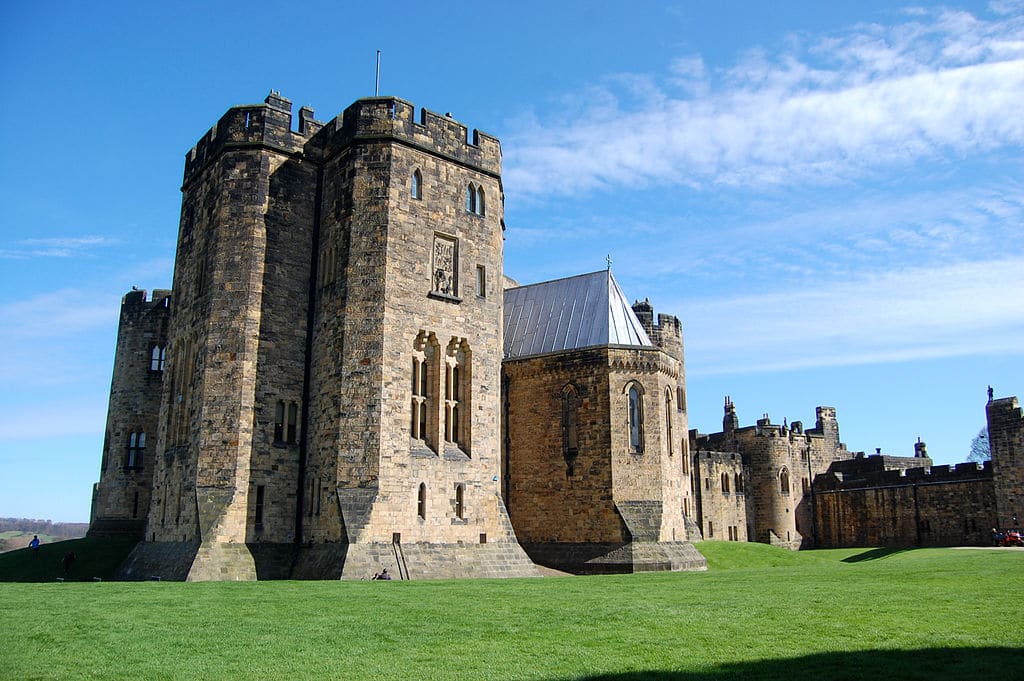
[1,1,1021,522]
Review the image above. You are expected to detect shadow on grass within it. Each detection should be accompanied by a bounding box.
[841,547,912,563]
[562,647,1024,681]
[0,537,138,582]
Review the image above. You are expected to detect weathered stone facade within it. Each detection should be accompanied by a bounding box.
[693,394,1024,550]
[989,396,1024,528]
[692,400,863,549]
[89,289,171,537]
[89,90,1021,578]
[91,93,537,580]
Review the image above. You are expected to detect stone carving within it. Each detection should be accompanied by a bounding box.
[432,235,457,296]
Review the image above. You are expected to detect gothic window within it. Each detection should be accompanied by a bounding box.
[126,432,145,469]
[411,333,439,450]
[665,389,674,457]
[780,467,791,495]
[721,472,730,494]
[444,338,471,451]
[431,234,458,297]
[411,169,422,200]
[151,345,166,371]
[681,449,689,474]
[627,383,644,453]
[417,483,427,519]
[466,183,485,215]
[561,385,580,476]
[454,484,465,520]
[735,472,744,494]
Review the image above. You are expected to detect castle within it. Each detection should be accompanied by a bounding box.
[89,92,1023,580]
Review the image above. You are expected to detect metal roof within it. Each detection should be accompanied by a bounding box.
[503,270,652,359]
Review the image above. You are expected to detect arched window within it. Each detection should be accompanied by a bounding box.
[466,183,484,215]
[444,338,471,452]
[411,333,438,451]
[417,483,427,519]
[735,472,744,494]
[721,472,730,493]
[454,484,464,519]
[627,383,644,453]
[681,448,689,474]
[665,389,674,456]
[780,467,791,495]
[562,385,580,476]
[411,169,422,200]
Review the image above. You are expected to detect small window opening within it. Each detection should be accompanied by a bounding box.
[417,483,427,519]
[454,484,465,519]
[254,485,265,526]
[476,265,486,297]
[411,169,422,200]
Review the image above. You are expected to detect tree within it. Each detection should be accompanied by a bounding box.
[968,427,990,463]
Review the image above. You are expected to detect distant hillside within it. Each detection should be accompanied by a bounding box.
[0,518,89,553]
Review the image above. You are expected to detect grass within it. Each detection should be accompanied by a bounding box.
[0,542,1021,680]
[0,536,139,582]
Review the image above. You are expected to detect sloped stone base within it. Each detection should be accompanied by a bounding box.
[292,541,542,580]
[522,541,706,574]
[116,541,199,581]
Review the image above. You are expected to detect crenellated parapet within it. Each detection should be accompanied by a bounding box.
[311,97,501,177]
[815,457,987,491]
[182,91,320,187]
[631,299,683,363]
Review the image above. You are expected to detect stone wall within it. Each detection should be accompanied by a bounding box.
[813,461,995,547]
[89,288,170,537]
[504,343,702,573]
[989,396,1024,528]
[692,450,747,541]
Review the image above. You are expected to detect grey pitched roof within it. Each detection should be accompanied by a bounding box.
[503,270,652,359]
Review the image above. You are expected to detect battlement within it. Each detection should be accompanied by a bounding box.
[312,97,501,176]
[815,456,987,491]
[121,288,171,311]
[183,91,319,186]
[631,299,682,360]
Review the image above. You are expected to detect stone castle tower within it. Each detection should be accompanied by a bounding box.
[92,93,536,580]
[500,276,705,573]
[90,288,171,536]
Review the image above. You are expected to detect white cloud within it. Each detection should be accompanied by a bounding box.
[678,257,1024,376]
[0,235,120,259]
[504,7,1024,198]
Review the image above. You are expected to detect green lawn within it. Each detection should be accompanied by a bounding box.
[0,543,1021,680]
